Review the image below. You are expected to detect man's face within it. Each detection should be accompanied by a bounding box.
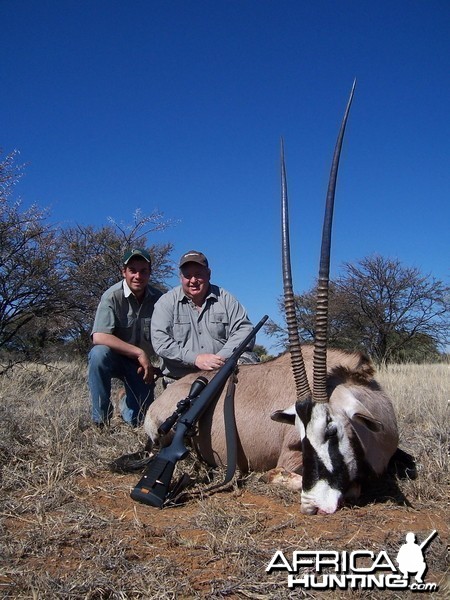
[122,258,151,297]
[180,263,210,304]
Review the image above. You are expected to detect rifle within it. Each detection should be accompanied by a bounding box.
[419,530,438,551]
[130,314,268,508]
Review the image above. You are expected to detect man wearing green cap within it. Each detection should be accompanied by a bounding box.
[88,248,162,428]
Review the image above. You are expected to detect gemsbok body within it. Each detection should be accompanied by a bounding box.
[142,82,403,514]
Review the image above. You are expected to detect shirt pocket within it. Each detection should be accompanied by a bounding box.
[115,324,134,344]
[115,308,135,342]
[208,312,229,340]
[172,317,192,344]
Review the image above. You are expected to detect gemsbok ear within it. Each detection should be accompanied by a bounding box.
[271,405,296,425]
[352,412,384,433]
[339,395,385,434]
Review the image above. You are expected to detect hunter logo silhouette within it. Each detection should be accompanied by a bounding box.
[396,530,438,583]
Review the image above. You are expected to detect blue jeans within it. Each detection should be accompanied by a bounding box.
[88,345,155,427]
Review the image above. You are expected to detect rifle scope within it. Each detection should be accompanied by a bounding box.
[157,376,208,436]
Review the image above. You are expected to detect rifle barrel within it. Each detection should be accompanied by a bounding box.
[419,530,438,551]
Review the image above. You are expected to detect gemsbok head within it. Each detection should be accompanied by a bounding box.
[272,81,399,514]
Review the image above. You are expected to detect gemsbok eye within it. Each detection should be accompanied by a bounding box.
[325,423,338,438]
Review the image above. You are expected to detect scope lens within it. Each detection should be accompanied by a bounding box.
[188,376,208,398]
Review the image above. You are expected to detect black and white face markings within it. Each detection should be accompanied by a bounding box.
[295,398,362,515]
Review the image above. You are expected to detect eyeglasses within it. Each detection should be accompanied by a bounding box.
[181,273,206,282]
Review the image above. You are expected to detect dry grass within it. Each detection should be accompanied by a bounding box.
[0,361,449,599]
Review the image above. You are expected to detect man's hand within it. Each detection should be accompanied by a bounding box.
[194,353,226,371]
[136,352,156,384]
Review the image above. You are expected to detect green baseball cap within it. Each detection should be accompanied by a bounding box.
[122,248,152,265]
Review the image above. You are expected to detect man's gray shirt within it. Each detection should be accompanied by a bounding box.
[91,280,162,358]
[151,284,254,378]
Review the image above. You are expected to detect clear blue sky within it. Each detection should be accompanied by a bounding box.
[2,1,449,353]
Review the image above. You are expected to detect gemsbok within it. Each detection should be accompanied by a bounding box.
[132,82,409,514]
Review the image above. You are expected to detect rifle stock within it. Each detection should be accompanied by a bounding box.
[131,314,268,508]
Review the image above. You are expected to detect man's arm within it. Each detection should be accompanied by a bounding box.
[92,332,155,384]
[214,290,255,359]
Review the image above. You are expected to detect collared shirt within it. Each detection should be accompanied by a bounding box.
[151,284,254,378]
[91,280,163,357]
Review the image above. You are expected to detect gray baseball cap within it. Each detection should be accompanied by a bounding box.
[179,250,209,268]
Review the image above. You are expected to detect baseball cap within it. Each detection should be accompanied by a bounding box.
[122,248,152,265]
[179,250,209,268]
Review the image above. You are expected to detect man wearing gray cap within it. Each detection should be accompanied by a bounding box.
[88,248,162,428]
[151,250,257,383]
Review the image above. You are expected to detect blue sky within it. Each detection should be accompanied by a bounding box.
[2,1,449,353]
